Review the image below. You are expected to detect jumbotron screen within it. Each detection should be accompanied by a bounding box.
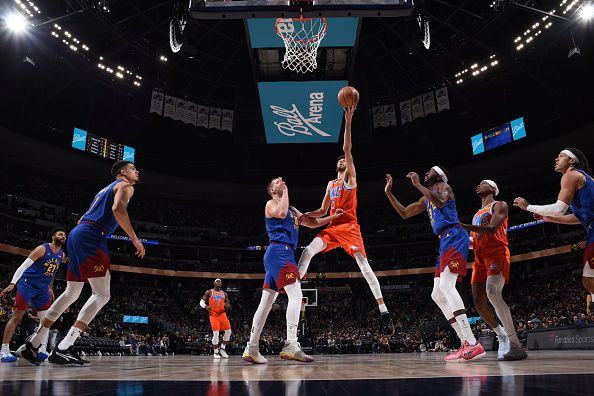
[72,127,136,162]
[471,117,526,155]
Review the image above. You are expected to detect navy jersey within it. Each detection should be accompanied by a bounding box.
[426,199,461,236]
[265,206,299,250]
[570,169,594,242]
[19,243,63,290]
[81,180,126,234]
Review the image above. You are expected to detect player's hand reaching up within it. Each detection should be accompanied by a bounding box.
[384,174,393,194]
[132,237,146,258]
[406,172,421,187]
[0,283,15,298]
[344,105,356,123]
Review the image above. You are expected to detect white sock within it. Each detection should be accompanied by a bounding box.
[450,322,463,341]
[493,325,507,337]
[58,327,82,350]
[31,326,50,349]
[1,343,9,353]
[455,314,477,345]
[378,303,388,313]
[249,289,278,346]
[221,344,226,350]
[284,282,302,342]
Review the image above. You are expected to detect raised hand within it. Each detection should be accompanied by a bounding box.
[384,174,393,194]
[406,172,421,187]
[513,197,529,210]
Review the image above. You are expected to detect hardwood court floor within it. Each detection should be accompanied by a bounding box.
[1,351,594,395]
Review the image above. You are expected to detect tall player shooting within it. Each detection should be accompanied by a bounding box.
[514,148,594,304]
[461,180,527,361]
[200,278,231,359]
[297,106,395,336]
[0,228,67,363]
[20,160,145,366]
[384,167,485,362]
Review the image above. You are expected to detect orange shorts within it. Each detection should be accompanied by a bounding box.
[471,246,510,284]
[209,313,231,331]
[318,222,366,258]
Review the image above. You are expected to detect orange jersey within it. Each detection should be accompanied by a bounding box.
[328,178,358,225]
[471,201,508,250]
[208,289,226,315]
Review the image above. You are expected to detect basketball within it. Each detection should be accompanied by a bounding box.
[338,86,360,108]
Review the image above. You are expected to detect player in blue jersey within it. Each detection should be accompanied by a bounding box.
[384,166,486,362]
[20,160,145,366]
[0,228,66,363]
[242,176,344,364]
[514,148,594,303]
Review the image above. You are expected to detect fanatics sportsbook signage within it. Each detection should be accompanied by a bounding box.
[526,326,594,350]
[258,81,348,144]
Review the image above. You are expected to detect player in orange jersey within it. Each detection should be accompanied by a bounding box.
[461,180,527,361]
[200,278,231,359]
[297,105,395,336]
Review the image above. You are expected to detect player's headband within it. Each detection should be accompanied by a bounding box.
[215,278,222,283]
[431,166,448,183]
[482,179,499,196]
[560,149,579,163]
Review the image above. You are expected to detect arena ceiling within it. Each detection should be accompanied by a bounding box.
[0,0,593,183]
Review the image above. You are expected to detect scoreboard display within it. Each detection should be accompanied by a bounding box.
[471,117,526,156]
[72,127,135,162]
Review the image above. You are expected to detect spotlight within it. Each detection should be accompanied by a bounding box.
[580,3,594,21]
[5,12,27,34]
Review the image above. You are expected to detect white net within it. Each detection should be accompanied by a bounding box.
[275,17,328,73]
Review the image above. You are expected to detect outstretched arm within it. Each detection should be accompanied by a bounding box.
[533,213,581,225]
[297,208,345,229]
[406,172,451,208]
[462,201,508,234]
[343,106,357,186]
[0,245,45,298]
[384,174,426,219]
[306,182,332,218]
[513,171,581,215]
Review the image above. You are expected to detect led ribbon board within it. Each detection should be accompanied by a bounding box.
[258,80,348,144]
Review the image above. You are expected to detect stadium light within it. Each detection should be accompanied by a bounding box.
[580,3,594,20]
[5,12,27,34]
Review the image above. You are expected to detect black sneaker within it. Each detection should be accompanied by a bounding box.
[20,342,41,366]
[49,347,90,366]
[380,312,395,336]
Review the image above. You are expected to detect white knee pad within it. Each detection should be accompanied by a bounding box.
[44,281,85,322]
[583,263,594,278]
[354,253,383,300]
[439,268,466,312]
[212,331,220,345]
[76,273,111,325]
[223,329,231,342]
[431,278,453,319]
[36,310,47,322]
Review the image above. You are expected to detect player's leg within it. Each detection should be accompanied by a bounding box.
[297,237,327,279]
[440,267,485,362]
[243,288,278,364]
[280,280,314,363]
[219,315,231,358]
[212,329,221,359]
[431,277,463,343]
[1,309,25,362]
[21,281,84,364]
[50,272,111,366]
[582,242,594,301]
[35,310,50,361]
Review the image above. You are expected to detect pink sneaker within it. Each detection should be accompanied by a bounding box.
[444,345,465,362]
[460,341,486,362]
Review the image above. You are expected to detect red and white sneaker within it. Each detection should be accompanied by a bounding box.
[444,345,465,362]
[460,341,486,362]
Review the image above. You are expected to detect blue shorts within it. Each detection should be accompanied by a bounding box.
[434,225,470,278]
[67,223,110,282]
[263,244,299,292]
[14,282,52,312]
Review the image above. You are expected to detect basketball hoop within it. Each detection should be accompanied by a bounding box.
[275,17,328,73]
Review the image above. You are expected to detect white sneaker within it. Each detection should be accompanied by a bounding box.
[213,350,221,359]
[219,349,229,359]
[1,351,17,363]
[242,343,268,364]
[279,341,314,363]
[497,335,510,360]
